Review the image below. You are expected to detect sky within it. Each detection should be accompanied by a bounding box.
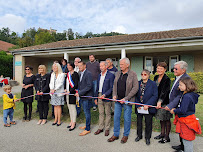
[0,0,203,35]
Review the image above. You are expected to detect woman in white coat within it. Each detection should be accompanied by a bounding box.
[49,63,65,126]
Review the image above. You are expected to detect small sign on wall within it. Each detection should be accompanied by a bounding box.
[15,61,22,66]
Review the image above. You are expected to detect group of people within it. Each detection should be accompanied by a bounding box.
[2,54,201,152]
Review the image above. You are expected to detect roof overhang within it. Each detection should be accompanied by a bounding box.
[11,36,203,57]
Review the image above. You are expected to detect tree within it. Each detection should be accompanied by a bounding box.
[52,32,67,41]
[75,32,83,39]
[66,28,74,40]
[84,32,93,38]
[34,30,55,45]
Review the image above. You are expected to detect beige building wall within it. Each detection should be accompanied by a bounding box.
[15,54,25,84]
[194,52,203,72]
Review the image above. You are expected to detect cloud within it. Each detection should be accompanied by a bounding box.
[0,14,26,33]
[112,25,127,33]
[0,0,203,35]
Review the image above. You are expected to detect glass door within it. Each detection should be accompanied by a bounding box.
[169,55,179,72]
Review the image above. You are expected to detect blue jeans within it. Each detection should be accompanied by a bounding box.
[92,80,98,108]
[113,102,132,137]
[3,108,14,124]
[80,99,91,131]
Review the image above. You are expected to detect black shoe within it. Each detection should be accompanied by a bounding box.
[174,150,184,152]
[146,139,150,145]
[154,134,164,140]
[23,117,27,121]
[158,137,170,143]
[67,125,71,128]
[172,145,182,151]
[69,125,76,131]
[52,122,57,126]
[57,123,61,126]
[111,112,114,116]
[135,136,142,142]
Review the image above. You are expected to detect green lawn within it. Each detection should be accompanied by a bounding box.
[0,93,202,136]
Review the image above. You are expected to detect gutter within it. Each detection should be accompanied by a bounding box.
[11,36,203,55]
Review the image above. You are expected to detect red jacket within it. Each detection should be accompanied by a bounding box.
[174,114,201,141]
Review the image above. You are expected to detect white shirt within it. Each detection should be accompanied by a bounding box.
[80,69,86,82]
[74,66,79,73]
[169,74,183,98]
[99,71,107,93]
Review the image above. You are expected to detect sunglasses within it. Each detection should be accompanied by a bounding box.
[25,69,30,70]
[173,68,178,70]
[141,73,147,76]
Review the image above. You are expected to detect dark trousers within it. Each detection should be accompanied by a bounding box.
[24,102,32,119]
[137,113,153,139]
[38,101,49,119]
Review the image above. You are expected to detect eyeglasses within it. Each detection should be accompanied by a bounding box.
[141,73,147,76]
[173,68,178,70]
[25,69,30,70]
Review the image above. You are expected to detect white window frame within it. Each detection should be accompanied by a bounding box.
[144,56,153,73]
[169,55,179,72]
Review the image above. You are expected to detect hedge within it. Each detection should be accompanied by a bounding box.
[0,51,13,78]
[150,72,203,93]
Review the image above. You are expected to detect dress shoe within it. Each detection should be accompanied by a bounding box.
[57,123,61,126]
[67,125,71,128]
[94,129,103,135]
[172,145,182,150]
[79,130,91,136]
[121,136,128,144]
[105,130,109,136]
[154,134,164,140]
[146,139,150,145]
[135,136,142,142]
[52,122,57,126]
[37,120,42,125]
[41,120,47,125]
[69,125,76,131]
[158,137,170,143]
[107,135,119,142]
[79,126,86,130]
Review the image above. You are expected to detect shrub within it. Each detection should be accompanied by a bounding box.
[0,51,13,78]
[150,72,203,93]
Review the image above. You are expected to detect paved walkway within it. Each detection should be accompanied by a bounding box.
[0,117,202,152]
[0,86,203,152]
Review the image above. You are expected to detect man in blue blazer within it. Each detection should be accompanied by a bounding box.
[75,61,93,136]
[94,61,115,136]
[165,61,189,151]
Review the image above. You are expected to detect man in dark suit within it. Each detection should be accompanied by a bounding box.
[165,61,189,151]
[94,61,115,136]
[75,61,93,136]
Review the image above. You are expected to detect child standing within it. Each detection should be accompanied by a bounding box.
[171,77,202,152]
[2,85,18,127]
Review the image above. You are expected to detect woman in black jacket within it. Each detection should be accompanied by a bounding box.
[34,65,50,125]
[65,62,79,131]
[154,62,172,143]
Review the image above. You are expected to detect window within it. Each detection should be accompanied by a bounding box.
[145,56,153,73]
[169,55,179,72]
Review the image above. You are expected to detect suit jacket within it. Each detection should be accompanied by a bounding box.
[135,79,158,114]
[78,69,93,100]
[154,74,170,105]
[96,71,115,101]
[113,69,139,102]
[167,73,189,110]
[64,71,79,104]
[34,73,51,101]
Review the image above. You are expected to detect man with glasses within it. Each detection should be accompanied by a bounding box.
[165,61,189,152]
